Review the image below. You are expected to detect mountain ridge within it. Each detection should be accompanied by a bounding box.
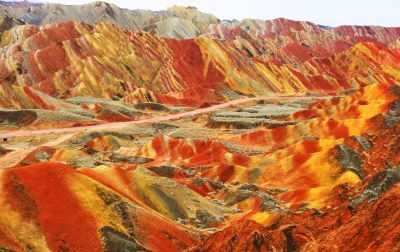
[1,1,400,40]
[0,20,399,113]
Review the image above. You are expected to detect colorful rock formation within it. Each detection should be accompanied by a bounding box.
[0,20,400,111]
[1,80,399,251]
[0,3,400,252]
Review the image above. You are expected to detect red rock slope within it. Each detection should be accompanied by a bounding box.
[0,162,200,251]
[1,82,400,251]
[0,22,400,108]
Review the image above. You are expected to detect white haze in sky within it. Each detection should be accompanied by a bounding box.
[18,0,400,27]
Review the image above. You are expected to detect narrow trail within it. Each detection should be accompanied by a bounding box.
[0,96,331,139]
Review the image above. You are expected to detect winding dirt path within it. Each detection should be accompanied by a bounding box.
[0,96,330,139]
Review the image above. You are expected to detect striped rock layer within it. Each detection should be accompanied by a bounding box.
[1,82,400,251]
[0,21,400,109]
[0,10,400,252]
[206,18,400,64]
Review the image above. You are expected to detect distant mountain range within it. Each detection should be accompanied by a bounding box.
[0,1,399,41]
[0,1,221,39]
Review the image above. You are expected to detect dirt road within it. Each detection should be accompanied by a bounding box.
[0,95,330,139]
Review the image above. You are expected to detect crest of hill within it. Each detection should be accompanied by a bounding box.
[0,1,221,39]
[1,1,400,42]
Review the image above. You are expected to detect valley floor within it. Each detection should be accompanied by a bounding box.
[1,83,400,251]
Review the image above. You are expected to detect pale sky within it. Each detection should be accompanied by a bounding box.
[18,0,400,27]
